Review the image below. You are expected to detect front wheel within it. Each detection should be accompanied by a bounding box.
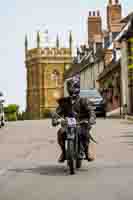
[76,159,82,169]
[67,140,75,175]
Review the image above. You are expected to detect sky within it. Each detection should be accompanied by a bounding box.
[0,0,132,111]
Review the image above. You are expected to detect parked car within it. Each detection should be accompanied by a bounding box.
[80,89,106,117]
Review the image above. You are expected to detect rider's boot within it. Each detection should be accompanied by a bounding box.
[57,128,66,163]
[58,145,66,163]
[85,145,94,162]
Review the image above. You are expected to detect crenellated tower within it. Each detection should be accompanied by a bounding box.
[37,31,40,48]
[25,31,73,119]
[56,34,59,48]
[69,31,73,53]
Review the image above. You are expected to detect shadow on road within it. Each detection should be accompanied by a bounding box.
[8,164,88,176]
[9,165,68,176]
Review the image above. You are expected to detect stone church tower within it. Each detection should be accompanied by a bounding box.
[25,31,73,119]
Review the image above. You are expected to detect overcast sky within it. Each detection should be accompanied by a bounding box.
[0,0,132,111]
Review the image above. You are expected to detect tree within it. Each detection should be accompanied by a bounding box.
[4,104,19,121]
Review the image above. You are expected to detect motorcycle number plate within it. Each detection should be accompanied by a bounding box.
[67,117,76,127]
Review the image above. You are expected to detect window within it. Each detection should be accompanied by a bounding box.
[51,69,60,87]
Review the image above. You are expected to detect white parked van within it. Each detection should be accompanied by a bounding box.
[0,92,5,127]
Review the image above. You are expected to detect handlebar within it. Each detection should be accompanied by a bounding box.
[52,112,89,126]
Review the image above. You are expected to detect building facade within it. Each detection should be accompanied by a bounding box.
[25,32,73,119]
[118,13,133,114]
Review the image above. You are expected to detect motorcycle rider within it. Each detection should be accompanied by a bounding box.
[52,74,96,162]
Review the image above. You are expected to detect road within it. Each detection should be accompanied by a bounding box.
[0,118,133,200]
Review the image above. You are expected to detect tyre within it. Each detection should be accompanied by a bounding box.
[68,159,74,175]
[76,159,82,169]
[67,140,75,175]
[1,121,4,126]
[103,111,106,118]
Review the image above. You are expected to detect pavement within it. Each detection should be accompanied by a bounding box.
[106,107,122,118]
[106,107,133,122]
[126,115,133,121]
[0,118,133,200]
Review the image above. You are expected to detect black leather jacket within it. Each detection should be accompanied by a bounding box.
[52,95,96,126]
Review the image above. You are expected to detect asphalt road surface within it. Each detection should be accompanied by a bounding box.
[0,118,133,200]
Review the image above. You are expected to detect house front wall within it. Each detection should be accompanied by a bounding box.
[98,64,121,112]
[92,60,105,89]
[80,59,104,90]
[121,39,131,114]
[80,66,93,90]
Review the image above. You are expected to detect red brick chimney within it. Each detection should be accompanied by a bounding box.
[88,10,103,45]
[107,0,123,33]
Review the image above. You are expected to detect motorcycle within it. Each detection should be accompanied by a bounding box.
[52,112,90,175]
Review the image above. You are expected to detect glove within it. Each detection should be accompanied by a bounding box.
[52,119,58,127]
[60,119,67,127]
[89,117,96,125]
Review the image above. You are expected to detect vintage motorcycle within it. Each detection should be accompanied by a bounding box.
[52,112,91,175]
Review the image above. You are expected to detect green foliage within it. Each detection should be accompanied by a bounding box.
[105,79,113,88]
[20,112,40,120]
[7,113,17,121]
[4,104,19,114]
[4,104,19,121]
[20,112,31,120]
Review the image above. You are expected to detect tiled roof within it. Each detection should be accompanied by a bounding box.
[64,63,81,80]
[116,20,132,42]
[98,59,120,81]
[121,12,133,23]
[80,48,105,72]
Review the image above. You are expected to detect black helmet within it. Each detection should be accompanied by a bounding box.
[66,74,80,97]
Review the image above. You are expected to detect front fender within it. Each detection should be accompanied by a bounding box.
[66,127,75,140]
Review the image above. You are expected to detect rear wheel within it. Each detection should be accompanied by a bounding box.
[103,111,106,118]
[68,160,74,175]
[76,159,82,169]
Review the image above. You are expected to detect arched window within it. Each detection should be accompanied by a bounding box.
[51,69,60,87]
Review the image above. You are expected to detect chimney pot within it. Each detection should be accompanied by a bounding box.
[115,0,119,4]
[89,11,91,16]
[97,10,100,16]
[93,11,95,16]
[109,0,112,5]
